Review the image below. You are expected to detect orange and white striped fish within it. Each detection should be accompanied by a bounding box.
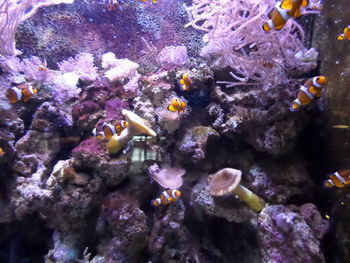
[151,189,181,207]
[290,76,327,111]
[323,170,350,189]
[7,84,38,103]
[262,0,309,32]
[336,25,350,40]
[179,74,193,91]
[167,97,186,113]
[38,59,48,71]
[92,120,128,140]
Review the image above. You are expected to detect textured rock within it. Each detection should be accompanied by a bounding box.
[211,83,312,156]
[246,154,314,204]
[191,181,256,223]
[148,201,211,263]
[176,126,219,164]
[258,204,329,263]
[72,139,131,186]
[98,192,147,263]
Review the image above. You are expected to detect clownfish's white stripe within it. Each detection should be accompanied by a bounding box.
[162,191,171,200]
[28,85,35,95]
[103,123,116,135]
[326,179,334,186]
[121,121,127,128]
[293,98,302,106]
[267,20,274,29]
[154,198,161,205]
[334,172,346,183]
[312,77,322,88]
[300,86,314,99]
[171,190,177,199]
[11,87,23,101]
[92,128,105,139]
[276,2,291,21]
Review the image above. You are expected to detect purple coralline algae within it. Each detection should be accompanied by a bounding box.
[258,204,329,263]
[98,193,147,263]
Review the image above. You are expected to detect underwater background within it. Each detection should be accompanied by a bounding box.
[0,0,349,262]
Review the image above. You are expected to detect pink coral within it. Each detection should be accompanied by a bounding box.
[58,52,98,82]
[157,45,188,70]
[185,0,314,87]
[148,163,185,189]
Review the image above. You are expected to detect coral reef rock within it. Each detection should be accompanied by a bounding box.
[258,204,329,263]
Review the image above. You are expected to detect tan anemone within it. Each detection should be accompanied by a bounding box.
[107,110,156,154]
[209,168,265,212]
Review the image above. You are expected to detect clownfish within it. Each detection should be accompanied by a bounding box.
[0,147,4,157]
[179,74,193,91]
[38,60,48,71]
[336,25,350,40]
[290,76,327,111]
[167,97,186,113]
[140,0,157,3]
[151,189,181,207]
[7,84,38,104]
[323,170,350,189]
[92,120,128,140]
[262,0,309,32]
[309,0,323,11]
[108,0,119,11]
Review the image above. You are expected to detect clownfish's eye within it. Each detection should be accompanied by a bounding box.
[316,77,320,81]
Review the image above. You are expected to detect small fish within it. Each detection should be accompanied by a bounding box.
[38,59,48,71]
[323,170,350,189]
[262,0,309,32]
[7,84,38,103]
[108,0,119,11]
[0,147,4,157]
[140,0,157,3]
[290,76,327,111]
[336,25,350,40]
[309,0,323,11]
[179,74,193,91]
[151,189,181,207]
[325,214,330,220]
[93,120,128,140]
[167,97,186,113]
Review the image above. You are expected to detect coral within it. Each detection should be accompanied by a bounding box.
[157,45,188,70]
[185,0,315,86]
[148,163,185,189]
[258,204,329,263]
[102,52,139,81]
[0,0,74,56]
[45,231,80,263]
[209,168,266,212]
[176,126,219,164]
[58,52,98,82]
[191,181,256,223]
